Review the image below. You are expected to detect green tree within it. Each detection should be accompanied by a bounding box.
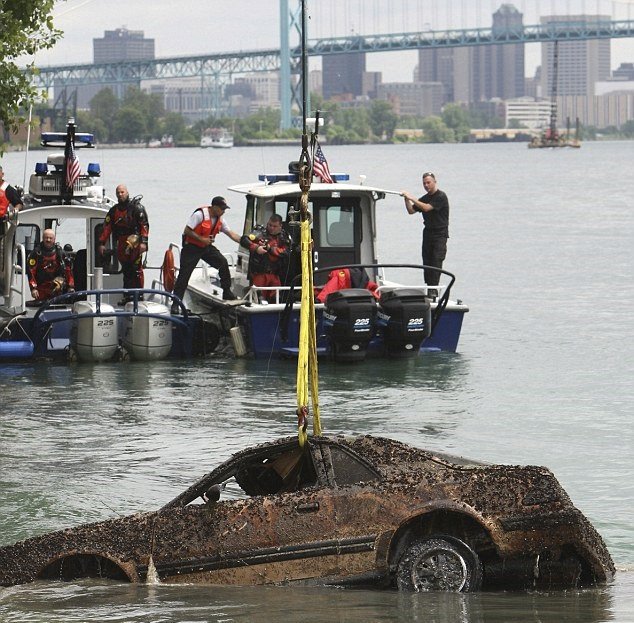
[121,87,164,139]
[620,120,634,139]
[161,112,187,142]
[421,116,454,143]
[0,0,61,144]
[441,104,471,142]
[75,110,108,143]
[89,88,119,141]
[113,107,146,142]
[369,100,398,140]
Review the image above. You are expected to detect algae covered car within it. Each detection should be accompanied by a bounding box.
[0,435,614,591]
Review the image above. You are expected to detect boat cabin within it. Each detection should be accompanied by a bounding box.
[230,167,385,290]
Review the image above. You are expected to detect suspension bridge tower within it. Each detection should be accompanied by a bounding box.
[280,0,309,130]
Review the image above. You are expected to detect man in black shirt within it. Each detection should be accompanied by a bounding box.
[402,172,449,287]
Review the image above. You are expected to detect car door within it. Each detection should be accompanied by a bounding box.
[150,442,343,585]
[320,441,393,581]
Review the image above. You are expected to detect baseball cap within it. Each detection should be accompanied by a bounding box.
[211,196,230,209]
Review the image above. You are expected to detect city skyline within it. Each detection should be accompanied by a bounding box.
[24,0,634,82]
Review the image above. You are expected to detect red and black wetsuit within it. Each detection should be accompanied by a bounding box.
[242,229,291,301]
[99,197,149,289]
[27,244,75,301]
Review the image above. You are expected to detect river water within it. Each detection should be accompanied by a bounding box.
[0,141,632,621]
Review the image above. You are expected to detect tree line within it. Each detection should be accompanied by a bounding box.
[34,86,505,146]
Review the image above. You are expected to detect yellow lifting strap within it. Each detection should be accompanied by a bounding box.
[296,197,321,447]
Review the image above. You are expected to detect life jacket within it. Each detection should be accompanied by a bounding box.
[184,207,223,247]
[317,267,379,303]
[0,182,10,218]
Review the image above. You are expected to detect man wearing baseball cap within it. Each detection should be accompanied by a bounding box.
[170,196,241,313]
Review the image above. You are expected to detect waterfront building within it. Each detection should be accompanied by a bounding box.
[540,15,611,97]
[377,82,444,117]
[504,97,552,129]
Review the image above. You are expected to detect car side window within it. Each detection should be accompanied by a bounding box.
[328,445,380,486]
[234,447,318,496]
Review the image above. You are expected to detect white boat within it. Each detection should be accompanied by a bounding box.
[0,119,214,362]
[172,163,468,361]
[200,128,233,149]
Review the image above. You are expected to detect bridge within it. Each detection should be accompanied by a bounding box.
[31,16,634,129]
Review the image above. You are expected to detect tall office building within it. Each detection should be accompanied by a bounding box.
[93,28,155,100]
[540,15,611,97]
[417,3,525,105]
[488,4,525,100]
[93,28,155,64]
[322,41,366,100]
[416,47,456,103]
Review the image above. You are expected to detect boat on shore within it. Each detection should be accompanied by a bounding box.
[201,128,234,149]
[0,120,216,363]
[171,162,468,361]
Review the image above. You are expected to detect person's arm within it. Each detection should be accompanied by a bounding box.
[7,186,23,212]
[402,191,432,214]
[135,204,149,253]
[97,211,113,255]
[225,228,242,244]
[27,255,39,299]
[63,254,75,291]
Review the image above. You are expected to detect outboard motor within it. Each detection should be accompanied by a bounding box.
[71,301,118,362]
[323,289,377,362]
[377,289,431,358]
[122,301,173,361]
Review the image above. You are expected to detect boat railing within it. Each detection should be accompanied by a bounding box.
[309,263,457,333]
[243,285,309,307]
[9,243,28,314]
[30,288,195,354]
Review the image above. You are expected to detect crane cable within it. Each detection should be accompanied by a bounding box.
[295,136,321,447]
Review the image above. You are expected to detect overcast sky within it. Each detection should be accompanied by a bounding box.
[26,0,634,81]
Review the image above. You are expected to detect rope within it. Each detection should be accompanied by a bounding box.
[295,135,321,446]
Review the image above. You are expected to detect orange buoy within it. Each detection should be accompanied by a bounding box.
[161,248,176,292]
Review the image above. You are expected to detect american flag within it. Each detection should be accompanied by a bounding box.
[312,142,333,184]
[65,136,81,188]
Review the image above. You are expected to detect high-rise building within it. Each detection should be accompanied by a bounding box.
[417,3,525,105]
[93,28,155,100]
[488,4,525,100]
[322,43,366,100]
[416,48,456,103]
[540,15,611,97]
[93,28,155,64]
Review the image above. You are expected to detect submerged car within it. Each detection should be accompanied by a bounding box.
[0,435,614,591]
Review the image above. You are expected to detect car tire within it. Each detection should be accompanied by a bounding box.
[396,536,483,592]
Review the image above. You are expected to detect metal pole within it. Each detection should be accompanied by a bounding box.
[280,0,292,130]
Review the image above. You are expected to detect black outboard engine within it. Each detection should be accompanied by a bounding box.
[377,289,431,358]
[323,289,377,362]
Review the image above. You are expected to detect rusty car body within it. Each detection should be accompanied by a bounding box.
[0,435,614,591]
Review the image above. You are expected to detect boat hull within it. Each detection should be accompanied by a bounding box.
[233,303,466,360]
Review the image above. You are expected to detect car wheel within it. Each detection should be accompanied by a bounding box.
[396,536,483,592]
